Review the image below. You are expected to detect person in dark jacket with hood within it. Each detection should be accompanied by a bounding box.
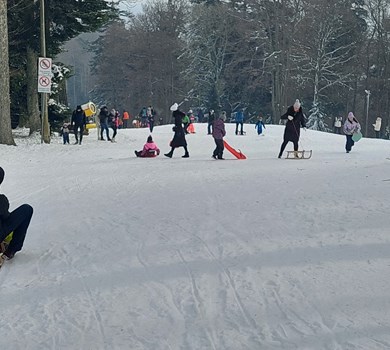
[278,99,306,158]
[0,167,33,266]
[71,105,87,145]
[98,106,111,141]
[164,103,190,158]
[212,111,226,159]
[235,109,245,135]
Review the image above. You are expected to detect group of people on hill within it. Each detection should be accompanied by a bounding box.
[138,106,156,133]
[134,103,227,159]
[65,97,368,160]
[97,106,120,142]
[134,98,366,160]
[0,98,377,267]
[60,105,121,145]
[60,105,88,145]
[278,99,364,157]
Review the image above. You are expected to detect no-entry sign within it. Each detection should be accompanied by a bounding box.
[38,57,52,93]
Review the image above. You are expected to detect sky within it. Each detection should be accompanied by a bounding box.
[0,123,389,350]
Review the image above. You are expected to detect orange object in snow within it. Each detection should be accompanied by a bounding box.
[187,123,195,133]
[223,140,247,159]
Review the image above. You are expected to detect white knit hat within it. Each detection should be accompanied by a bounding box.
[170,103,178,111]
[293,99,301,109]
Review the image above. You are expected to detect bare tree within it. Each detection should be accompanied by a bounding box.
[361,0,390,136]
[182,3,236,111]
[92,0,188,122]
[0,0,15,145]
[293,0,360,130]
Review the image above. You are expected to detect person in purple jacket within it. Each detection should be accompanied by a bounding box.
[212,111,227,159]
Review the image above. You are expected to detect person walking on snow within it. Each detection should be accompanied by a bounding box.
[343,112,361,153]
[122,110,130,129]
[0,167,33,266]
[212,111,226,159]
[207,109,215,135]
[278,99,306,158]
[98,106,111,141]
[61,121,70,144]
[235,109,245,135]
[109,109,120,142]
[255,116,266,135]
[164,103,190,158]
[135,135,160,157]
[147,106,155,133]
[71,105,87,145]
[373,116,382,138]
[182,113,190,134]
[334,116,342,134]
[187,110,196,134]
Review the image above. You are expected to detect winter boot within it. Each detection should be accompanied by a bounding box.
[294,151,299,159]
[182,151,189,158]
[2,249,15,260]
[0,241,8,254]
[164,152,173,158]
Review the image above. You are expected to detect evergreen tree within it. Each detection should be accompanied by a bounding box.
[6,0,118,133]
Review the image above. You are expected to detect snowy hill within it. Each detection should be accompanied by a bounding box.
[0,123,389,350]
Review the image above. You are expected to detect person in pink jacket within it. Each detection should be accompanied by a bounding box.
[135,135,160,157]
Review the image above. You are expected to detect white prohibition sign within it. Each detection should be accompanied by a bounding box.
[39,58,51,70]
[39,76,51,87]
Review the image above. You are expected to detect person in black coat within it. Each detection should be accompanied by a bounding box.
[98,106,111,141]
[0,167,33,263]
[278,99,306,158]
[164,103,190,158]
[71,105,87,145]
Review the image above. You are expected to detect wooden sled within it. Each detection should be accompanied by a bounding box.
[223,140,247,159]
[286,150,312,159]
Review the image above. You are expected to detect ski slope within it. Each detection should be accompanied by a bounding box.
[0,123,389,350]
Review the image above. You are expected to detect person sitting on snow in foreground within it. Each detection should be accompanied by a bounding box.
[0,166,33,265]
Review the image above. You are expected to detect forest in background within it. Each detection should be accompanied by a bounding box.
[89,0,390,138]
[2,0,390,145]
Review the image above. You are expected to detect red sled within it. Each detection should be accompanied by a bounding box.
[223,140,247,159]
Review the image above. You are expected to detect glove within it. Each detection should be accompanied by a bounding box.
[287,115,293,121]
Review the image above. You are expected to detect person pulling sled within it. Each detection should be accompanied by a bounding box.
[278,99,310,159]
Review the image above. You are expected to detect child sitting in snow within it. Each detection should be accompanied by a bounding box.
[134,135,160,157]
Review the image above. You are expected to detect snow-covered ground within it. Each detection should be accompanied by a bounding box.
[0,123,389,350]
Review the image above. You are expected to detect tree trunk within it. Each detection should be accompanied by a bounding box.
[25,46,41,134]
[0,0,15,145]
